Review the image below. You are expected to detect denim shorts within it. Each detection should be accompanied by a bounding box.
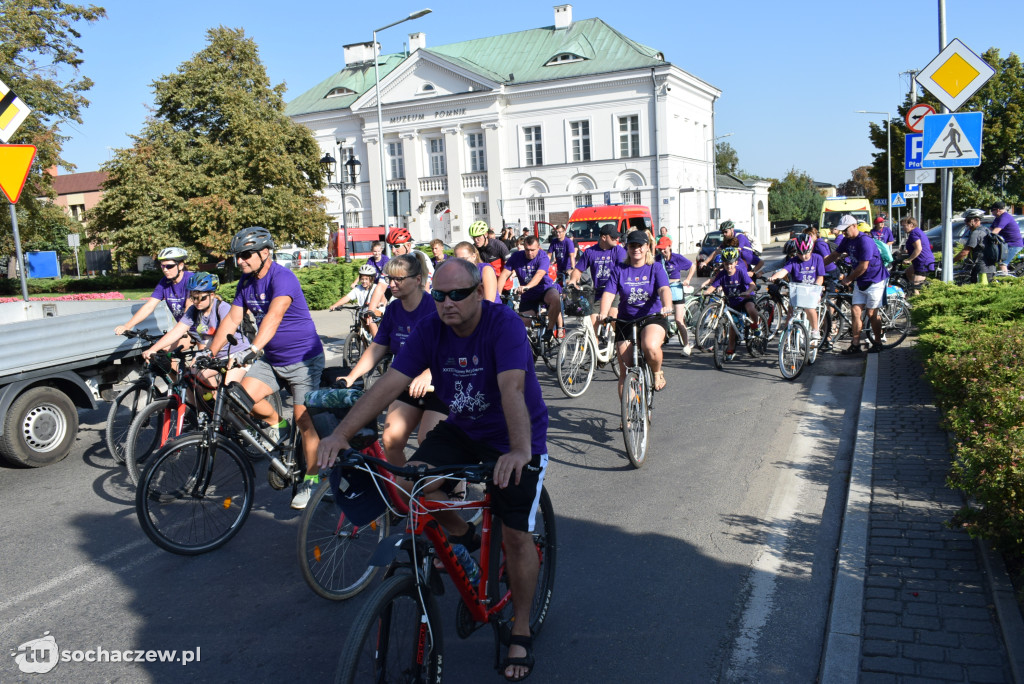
[246,353,325,404]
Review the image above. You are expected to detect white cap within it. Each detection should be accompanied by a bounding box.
[838,215,858,228]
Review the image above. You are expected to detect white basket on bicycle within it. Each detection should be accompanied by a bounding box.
[789,283,822,309]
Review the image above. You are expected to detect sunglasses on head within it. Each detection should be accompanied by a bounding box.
[236,250,257,260]
[431,286,477,302]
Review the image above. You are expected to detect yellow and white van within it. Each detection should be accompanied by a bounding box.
[819,197,873,239]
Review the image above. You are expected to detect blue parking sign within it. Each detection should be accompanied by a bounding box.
[905,134,923,170]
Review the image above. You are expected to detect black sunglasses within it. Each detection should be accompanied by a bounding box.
[431,286,477,302]
[236,250,257,260]
[159,262,179,270]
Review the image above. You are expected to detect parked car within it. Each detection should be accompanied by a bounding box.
[309,249,329,265]
[922,215,1023,256]
[695,230,723,276]
[787,224,810,240]
[272,252,296,269]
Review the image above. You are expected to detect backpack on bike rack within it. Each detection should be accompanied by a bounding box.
[983,231,1008,266]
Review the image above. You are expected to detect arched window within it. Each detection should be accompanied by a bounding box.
[325,86,355,98]
[544,53,585,66]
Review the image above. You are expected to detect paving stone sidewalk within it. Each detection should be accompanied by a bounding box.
[860,343,1014,683]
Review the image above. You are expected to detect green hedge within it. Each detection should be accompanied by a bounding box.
[0,272,164,296]
[216,261,362,310]
[912,279,1024,552]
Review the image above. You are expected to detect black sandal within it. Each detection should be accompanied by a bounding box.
[503,634,535,682]
[840,345,862,356]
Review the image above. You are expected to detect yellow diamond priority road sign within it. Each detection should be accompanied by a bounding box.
[0,77,31,143]
[916,39,995,112]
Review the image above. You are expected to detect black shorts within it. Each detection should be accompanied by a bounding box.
[413,421,547,532]
[395,389,448,415]
[614,316,670,343]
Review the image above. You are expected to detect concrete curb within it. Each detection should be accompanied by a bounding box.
[820,353,877,684]
[980,538,1024,683]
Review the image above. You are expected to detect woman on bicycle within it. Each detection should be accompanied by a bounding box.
[700,247,760,360]
[766,237,825,343]
[655,236,695,356]
[452,241,500,302]
[342,254,447,465]
[599,230,672,392]
[143,272,250,387]
[329,264,381,337]
[366,228,433,314]
[901,215,935,292]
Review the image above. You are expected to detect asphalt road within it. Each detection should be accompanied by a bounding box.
[0,262,867,683]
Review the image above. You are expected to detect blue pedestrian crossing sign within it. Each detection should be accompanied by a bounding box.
[922,112,983,168]
[890,192,907,208]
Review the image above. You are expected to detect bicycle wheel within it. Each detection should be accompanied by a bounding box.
[486,487,558,638]
[696,305,721,351]
[297,479,390,601]
[335,573,444,684]
[778,322,808,380]
[712,318,729,369]
[105,381,150,463]
[556,330,595,398]
[135,434,254,555]
[827,299,855,350]
[620,368,649,469]
[745,312,770,357]
[125,398,192,486]
[683,297,702,330]
[869,299,911,349]
[343,332,364,368]
[755,295,781,339]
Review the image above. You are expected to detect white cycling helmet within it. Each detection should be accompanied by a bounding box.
[358,264,376,276]
[157,247,188,262]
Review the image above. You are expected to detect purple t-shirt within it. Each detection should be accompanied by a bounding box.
[391,301,548,455]
[373,291,437,354]
[657,252,693,280]
[709,268,755,308]
[734,232,753,251]
[870,226,895,243]
[505,250,554,296]
[739,246,761,269]
[367,254,389,282]
[150,270,193,321]
[180,299,250,359]
[813,238,838,273]
[548,236,576,271]
[781,254,826,284]
[477,262,501,303]
[233,262,323,366]
[905,227,936,271]
[575,244,627,293]
[835,233,887,287]
[604,262,670,319]
[992,212,1023,247]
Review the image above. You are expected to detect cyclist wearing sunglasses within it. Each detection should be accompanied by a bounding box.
[340,254,447,466]
[318,257,548,682]
[208,226,325,509]
[496,235,563,340]
[114,246,193,336]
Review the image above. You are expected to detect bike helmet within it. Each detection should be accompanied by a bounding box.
[386,227,412,245]
[358,264,377,277]
[962,208,985,220]
[783,239,799,257]
[157,247,188,262]
[187,272,219,292]
[467,220,489,238]
[795,236,813,255]
[230,226,274,254]
[720,220,735,232]
[721,246,741,263]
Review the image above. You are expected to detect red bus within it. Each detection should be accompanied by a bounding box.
[328,227,387,260]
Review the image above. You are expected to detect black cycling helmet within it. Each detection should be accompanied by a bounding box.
[962,208,985,220]
[230,226,275,254]
[720,220,735,232]
[783,239,799,257]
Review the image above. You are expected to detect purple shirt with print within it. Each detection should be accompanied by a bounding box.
[548,236,576,271]
[781,253,826,284]
[905,227,936,272]
[575,244,627,294]
[835,233,887,286]
[505,249,554,296]
[180,300,250,359]
[604,262,670,319]
[373,291,438,354]
[391,301,548,455]
[870,226,895,243]
[709,268,755,308]
[151,270,193,321]
[657,252,693,280]
[233,262,323,366]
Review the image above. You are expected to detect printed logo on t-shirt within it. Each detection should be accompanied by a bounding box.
[459,357,467,367]
[450,379,490,415]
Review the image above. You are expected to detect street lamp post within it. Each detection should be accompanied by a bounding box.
[320,151,362,262]
[857,110,892,239]
[372,9,432,235]
[709,132,733,231]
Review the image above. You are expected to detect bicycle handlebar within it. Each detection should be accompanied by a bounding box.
[335,448,495,484]
[603,313,667,326]
[122,329,162,343]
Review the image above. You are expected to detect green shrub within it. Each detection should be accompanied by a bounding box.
[913,278,1024,552]
[216,261,363,310]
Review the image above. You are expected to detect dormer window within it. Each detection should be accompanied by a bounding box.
[325,87,356,98]
[544,53,584,66]
[418,83,437,95]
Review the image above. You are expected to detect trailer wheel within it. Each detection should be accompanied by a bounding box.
[1,387,78,467]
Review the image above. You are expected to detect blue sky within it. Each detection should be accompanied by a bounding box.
[56,0,1022,186]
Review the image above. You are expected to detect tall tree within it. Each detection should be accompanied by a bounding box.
[768,169,823,223]
[0,1,106,257]
[837,166,879,198]
[90,27,331,264]
[716,141,739,175]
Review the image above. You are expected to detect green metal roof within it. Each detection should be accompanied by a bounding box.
[286,17,666,117]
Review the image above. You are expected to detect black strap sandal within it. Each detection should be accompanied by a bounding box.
[503,634,535,682]
[840,345,862,356]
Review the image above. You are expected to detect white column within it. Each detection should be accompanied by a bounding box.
[401,132,422,237]
[443,125,465,238]
[364,133,385,227]
[482,122,502,228]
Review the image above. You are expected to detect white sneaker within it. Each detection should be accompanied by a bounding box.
[682,344,693,357]
[291,478,317,510]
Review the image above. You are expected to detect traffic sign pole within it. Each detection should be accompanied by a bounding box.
[9,204,29,301]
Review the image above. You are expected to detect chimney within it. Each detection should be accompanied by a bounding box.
[554,4,572,29]
[343,41,377,66]
[409,32,426,53]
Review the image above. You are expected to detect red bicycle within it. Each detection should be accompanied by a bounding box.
[330,449,556,683]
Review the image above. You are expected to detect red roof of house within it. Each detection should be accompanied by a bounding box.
[52,171,108,195]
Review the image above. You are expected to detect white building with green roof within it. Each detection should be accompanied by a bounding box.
[287,5,769,249]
